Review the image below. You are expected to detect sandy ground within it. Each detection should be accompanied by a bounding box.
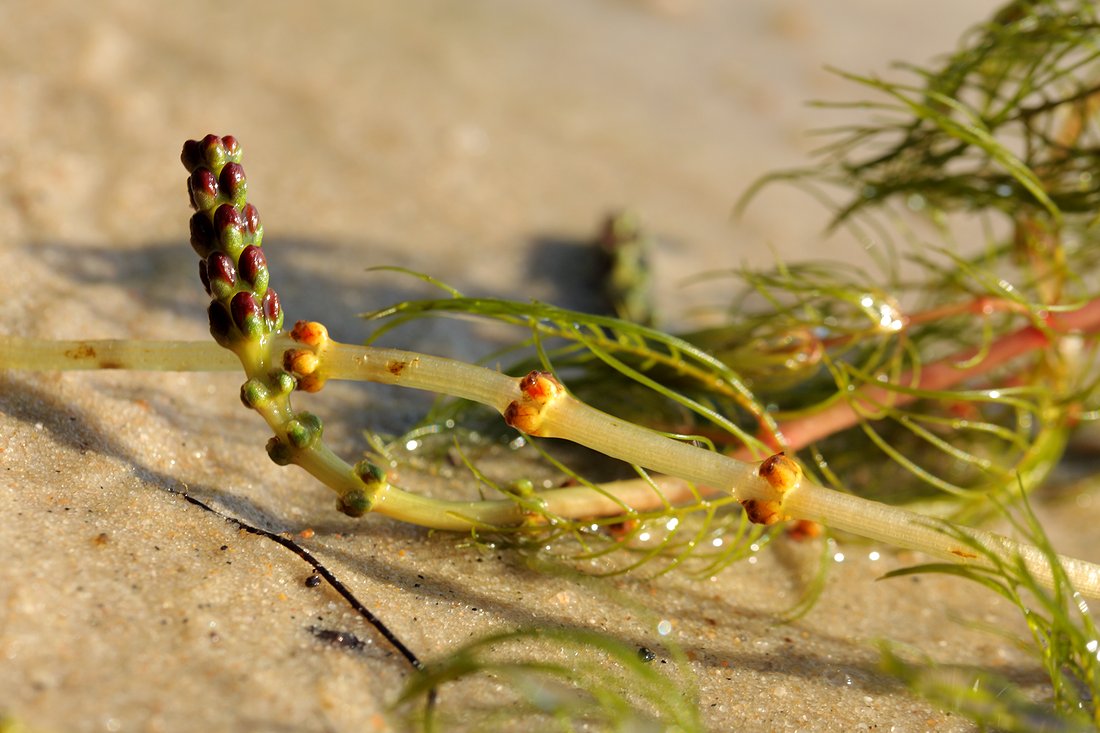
[3,1,1098,731]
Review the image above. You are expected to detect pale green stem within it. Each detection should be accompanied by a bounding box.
[786,485,1100,599]
[5,333,1100,598]
[322,341,517,411]
[0,335,241,371]
[323,341,1100,599]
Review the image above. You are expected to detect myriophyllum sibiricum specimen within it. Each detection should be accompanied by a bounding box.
[2,135,1098,601]
[180,136,1100,601]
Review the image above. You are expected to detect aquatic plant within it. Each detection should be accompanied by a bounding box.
[4,1,1100,729]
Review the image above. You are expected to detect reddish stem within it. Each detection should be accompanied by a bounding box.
[736,297,1100,460]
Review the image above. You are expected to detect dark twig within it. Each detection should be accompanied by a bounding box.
[174,490,433,701]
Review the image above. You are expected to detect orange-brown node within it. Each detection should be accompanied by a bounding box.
[786,520,822,541]
[603,518,640,542]
[740,498,785,526]
[758,452,802,494]
[283,348,319,377]
[503,401,544,435]
[282,347,327,392]
[297,372,327,393]
[519,511,551,528]
[290,320,329,348]
[518,370,562,404]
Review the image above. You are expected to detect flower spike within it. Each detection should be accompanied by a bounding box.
[181,135,279,354]
[182,135,386,516]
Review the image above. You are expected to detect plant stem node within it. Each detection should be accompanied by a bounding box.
[338,488,373,518]
[291,320,329,349]
[286,412,323,448]
[742,453,802,525]
[503,371,564,436]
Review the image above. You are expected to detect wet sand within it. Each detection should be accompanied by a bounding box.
[6,2,1097,731]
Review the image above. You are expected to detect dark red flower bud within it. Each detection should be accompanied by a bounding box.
[242,203,261,235]
[206,251,237,301]
[230,291,263,338]
[222,135,241,160]
[180,139,203,173]
[213,203,244,256]
[189,168,219,212]
[207,301,234,348]
[263,288,283,332]
[198,259,210,295]
[238,245,269,295]
[189,212,215,258]
[213,202,241,231]
[201,134,227,170]
[219,162,247,205]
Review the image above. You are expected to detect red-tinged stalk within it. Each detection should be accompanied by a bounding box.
[739,300,1100,457]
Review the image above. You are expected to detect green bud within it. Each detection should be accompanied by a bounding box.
[337,488,372,517]
[265,437,293,466]
[285,412,322,448]
[508,478,535,497]
[353,459,387,485]
[269,369,296,396]
[240,378,270,409]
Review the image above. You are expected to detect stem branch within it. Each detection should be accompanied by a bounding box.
[5,324,1100,599]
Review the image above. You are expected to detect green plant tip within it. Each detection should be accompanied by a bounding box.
[265,436,293,466]
[285,412,323,448]
[337,487,373,517]
[353,459,387,485]
[240,378,270,409]
[269,369,296,396]
[507,478,535,497]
